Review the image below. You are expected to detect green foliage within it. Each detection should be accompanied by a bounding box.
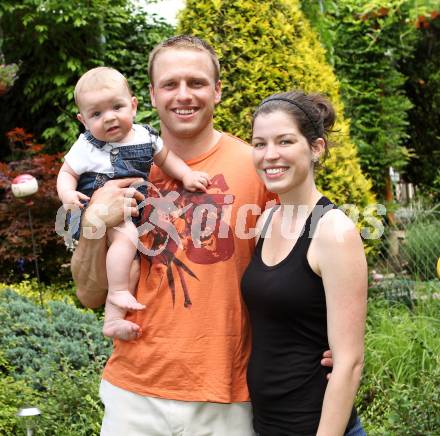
[0,358,103,435]
[37,362,103,435]
[0,0,173,156]
[302,0,418,199]
[0,289,110,389]
[358,297,440,434]
[0,356,37,436]
[401,13,440,199]
[178,0,374,211]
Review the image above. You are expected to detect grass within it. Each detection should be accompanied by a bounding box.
[358,296,440,435]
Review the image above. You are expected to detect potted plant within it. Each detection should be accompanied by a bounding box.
[0,55,20,95]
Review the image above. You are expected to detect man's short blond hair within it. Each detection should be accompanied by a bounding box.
[74,67,132,108]
[148,35,220,84]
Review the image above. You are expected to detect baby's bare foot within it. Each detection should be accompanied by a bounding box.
[103,319,142,341]
[108,290,145,311]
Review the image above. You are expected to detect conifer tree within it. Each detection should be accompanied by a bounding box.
[178,0,375,210]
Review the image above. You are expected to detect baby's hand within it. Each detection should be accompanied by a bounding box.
[182,171,211,192]
[61,190,90,210]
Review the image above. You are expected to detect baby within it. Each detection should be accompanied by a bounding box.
[57,67,210,341]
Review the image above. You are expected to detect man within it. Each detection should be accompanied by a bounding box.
[72,35,332,435]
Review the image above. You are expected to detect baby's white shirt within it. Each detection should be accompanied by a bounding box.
[64,124,163,176]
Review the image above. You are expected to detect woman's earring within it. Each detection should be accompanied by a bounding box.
[312,155,320,163]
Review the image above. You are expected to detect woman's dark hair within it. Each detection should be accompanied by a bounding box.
[252,91,336,160]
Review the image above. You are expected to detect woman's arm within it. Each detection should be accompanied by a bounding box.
[311,210,367,436]
[71,178,144,308]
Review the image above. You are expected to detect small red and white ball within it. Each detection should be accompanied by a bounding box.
[11,174,39,198]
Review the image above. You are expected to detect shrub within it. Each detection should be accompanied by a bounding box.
[0,371,38,435]
[178,0,375,213]
[0,289,111,389]
[38,361,104,435]
[0,359,104,435]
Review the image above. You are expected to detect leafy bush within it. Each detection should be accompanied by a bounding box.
[178,0,375,213]
[358,298,440,434]
[0,289,110,389]
[37,362,103,436]
[0,358,103,435]
[0,371,38,435]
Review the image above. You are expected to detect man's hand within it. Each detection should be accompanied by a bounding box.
[82,178,145,237]
[321,349,334,380]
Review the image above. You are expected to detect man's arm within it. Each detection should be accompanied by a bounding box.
[71,231,108,308]
[71,178,144,308]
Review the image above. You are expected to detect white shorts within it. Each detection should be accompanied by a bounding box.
[99,379,255,436]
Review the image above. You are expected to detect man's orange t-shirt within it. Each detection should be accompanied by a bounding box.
[103,133,273,403]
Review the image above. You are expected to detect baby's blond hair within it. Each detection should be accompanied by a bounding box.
[74,67,132,108]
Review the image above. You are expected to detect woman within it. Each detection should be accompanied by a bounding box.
[241,91,367,436]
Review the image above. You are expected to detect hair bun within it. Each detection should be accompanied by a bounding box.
[310,94,336,132]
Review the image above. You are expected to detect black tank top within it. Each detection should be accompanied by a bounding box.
[241,196,357,436]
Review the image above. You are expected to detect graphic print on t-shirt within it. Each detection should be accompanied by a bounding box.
[141,174,235,308]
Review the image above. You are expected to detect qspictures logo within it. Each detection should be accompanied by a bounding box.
[55,178,385,306]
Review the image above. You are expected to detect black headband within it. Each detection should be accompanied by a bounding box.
[259,97,321,137]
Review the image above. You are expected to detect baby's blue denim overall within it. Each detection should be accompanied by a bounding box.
[67,126,156,241]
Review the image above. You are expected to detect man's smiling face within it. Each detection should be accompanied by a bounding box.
[149,48,221,142]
